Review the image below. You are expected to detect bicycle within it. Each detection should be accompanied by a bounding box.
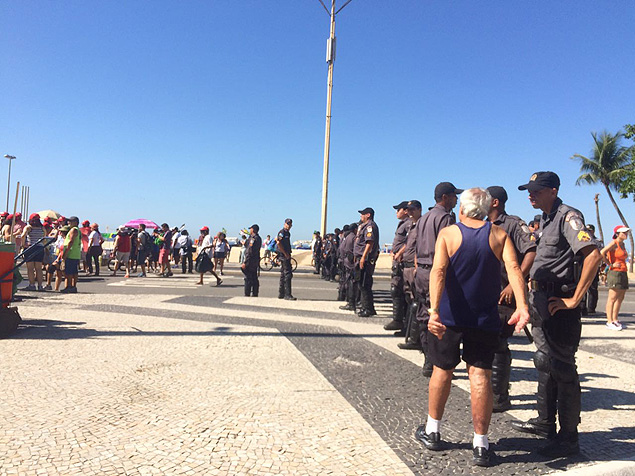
[106,256,139,274]
[259,253,298,272]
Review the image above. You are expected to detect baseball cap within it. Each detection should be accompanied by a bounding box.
[518,171,560,191]
[68,216,79,223]
[15,212,22,219]
[29,213,42,223]
[249,224,259,232]
[285,218,293,225]
[0,212,8,217]
[358,207,375,216]
[487,186,508,204]
[434,182,463,200]
[613,225,630,238]
[200,226,209,232]
[342,225,350,232]
[407,200,422,209]
[393,201,409,210]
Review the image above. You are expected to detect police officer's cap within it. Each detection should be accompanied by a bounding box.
[285,218,293,225]
[486,186,508,204]
[358,207,374,216]
[393,201,409,210]
[349,222,358,230]
[434,182,463,200]
[518,171,560,191]
[407,200,422,210]
[334,228,341,234]
[249,224,259,232]
[342,225,350,232]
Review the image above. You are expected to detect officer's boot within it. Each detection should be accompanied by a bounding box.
[398,302,422,350]
[340,280,356,311]
[385,286,405,331]
[512,367,557,439]
[337,280,346,301]
[357,288,372,317]
[252,280,259,297]
[492,348,512,412]
[367,289,377,316]
[284,279,296,300]
[278,280,285,299]
[539,365,581,457]
[244,280,251,297]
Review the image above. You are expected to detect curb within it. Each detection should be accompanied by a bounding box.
[565,458,635,475]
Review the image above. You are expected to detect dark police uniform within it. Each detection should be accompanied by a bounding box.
[322,236,334,280]
[330,231,341,281]
[396,217,419,338]
[337,229,348,301]
[277,226,294,299]
[242,231,262,297]
[524,197,595,445]
[313,234,323,275]
[340,226,357,310]
[413,204,455,364]
[353,219,380,316]
[491,211,536,411]
[390,217,411,326]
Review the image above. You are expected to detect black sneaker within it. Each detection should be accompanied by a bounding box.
[414,425,443,451]
[339,304,355,311]
[398,340,423,351]
[284,295,297,301]
[492,395,512,413]
[473,446,495,467]
[511,419,556,439]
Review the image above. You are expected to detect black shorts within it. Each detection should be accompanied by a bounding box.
[429,326,500,370]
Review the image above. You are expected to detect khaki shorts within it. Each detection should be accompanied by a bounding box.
[607,270,629,290]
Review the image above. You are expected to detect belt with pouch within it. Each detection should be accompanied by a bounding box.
[417,263,432,269]
[403,262,415,268]
[530,279,576,297]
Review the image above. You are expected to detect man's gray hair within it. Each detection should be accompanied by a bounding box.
[459,188,492,220]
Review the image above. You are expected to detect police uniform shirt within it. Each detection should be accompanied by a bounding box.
[493,212,536,286]
[243,233,262,267]
[530,198,596,283]
[415,203,455,266]
[402,219,418,264]
[392,218,411,256]
[353,219,379,259]
[342,231,355,267]
[277,228,291,255]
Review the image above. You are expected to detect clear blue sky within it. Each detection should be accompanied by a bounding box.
[2,1,634,242]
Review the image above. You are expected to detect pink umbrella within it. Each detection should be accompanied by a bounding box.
[124,218,158,229]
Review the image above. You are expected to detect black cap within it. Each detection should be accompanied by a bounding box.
[407,200,422,209]
[487,186,508,204]
[285,218,293,225]
[249,224,259,232]
[518,171,560,191]
[434,182,463,200]
[342,225,350,232]
[349,222,358,230]
[334,228,341,234]
[358,207,375,216]
[393,201,409,210]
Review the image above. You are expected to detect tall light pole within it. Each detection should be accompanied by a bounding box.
[318,0,353,237]
[4,155,16,213]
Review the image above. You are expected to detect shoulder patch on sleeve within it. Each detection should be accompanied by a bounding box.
[565,211,584,230]
[577,230,591,242]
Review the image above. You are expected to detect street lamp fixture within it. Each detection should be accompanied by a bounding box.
[4,155,16,213]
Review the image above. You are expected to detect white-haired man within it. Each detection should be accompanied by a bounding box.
[415,188,530,467]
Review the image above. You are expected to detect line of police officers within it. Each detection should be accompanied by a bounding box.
[325,172,600,459]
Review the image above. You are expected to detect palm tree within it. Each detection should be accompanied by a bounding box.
[594,193,604,244]
[572,131,634,271]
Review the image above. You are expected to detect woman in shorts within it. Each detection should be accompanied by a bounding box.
[21,213,47,291]
[213,232,230,275]
[196,227,222,286]
[601,225,630,331]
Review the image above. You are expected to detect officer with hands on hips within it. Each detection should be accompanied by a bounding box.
[511,172,601,458]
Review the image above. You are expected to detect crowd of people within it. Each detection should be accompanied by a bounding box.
[306,171,627,466]
[1,169,630,467]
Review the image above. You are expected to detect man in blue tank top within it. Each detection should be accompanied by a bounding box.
[415,188,530,467]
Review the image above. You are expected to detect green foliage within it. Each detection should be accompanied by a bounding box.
[619,124,635,200]
[571,131,631,189]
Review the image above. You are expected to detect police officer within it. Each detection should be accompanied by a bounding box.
[276,218,296,300]
[391,200,422,339]
[413,182,461,374]
[322,234,334,281]
[337,225,350,301]
[384,201,411,332]
[353,208,380,317]
[511,172,601,458]
[339,223,358,311]
[312,231,323,275]
[330,228,341,281]
[487,186,536,412]
[241,224,262,297]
